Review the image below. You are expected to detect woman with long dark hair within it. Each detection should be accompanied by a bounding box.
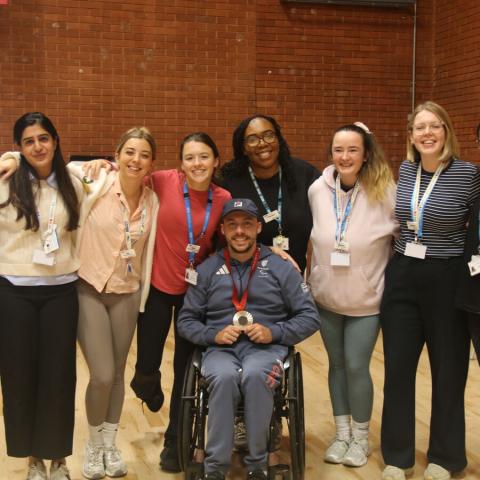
[220,114,320,273]
[0,112,82,480]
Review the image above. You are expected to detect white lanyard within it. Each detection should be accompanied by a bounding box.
[36,191,58,239]
[410,162,444,241]
[120,200,147,273]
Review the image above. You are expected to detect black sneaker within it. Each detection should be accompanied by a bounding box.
[130,370,164,413]
[204,472,225,480]
[159,439,181,473]
[247,469,268,480]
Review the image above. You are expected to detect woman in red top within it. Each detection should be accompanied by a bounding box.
[130,132,231,472]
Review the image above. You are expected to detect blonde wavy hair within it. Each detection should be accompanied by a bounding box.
[329,123,394,203]
[407,101,459,164]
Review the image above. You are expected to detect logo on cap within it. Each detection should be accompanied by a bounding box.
[234,201,243,207]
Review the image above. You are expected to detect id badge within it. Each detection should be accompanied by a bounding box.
[33,249,56,266]
[404,241,427,259]
[330,251,350,267]
[273,235,289,250]
[43,230,59,254]
[263,210,280,223]
[185,267,198,285]
[468,255,480,277]
[186,243,201,254]
[120,249,136,259]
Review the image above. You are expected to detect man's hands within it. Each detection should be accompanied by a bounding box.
[214,323,273,345]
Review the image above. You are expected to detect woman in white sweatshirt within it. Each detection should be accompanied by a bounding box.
[308,122,397,468]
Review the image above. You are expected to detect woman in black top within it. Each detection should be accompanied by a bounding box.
[380,101,480,480]
[220,114,320,273]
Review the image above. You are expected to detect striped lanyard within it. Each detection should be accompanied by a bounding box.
[410,162,444,242]
[183,182,213,266]
[248,165,283,234]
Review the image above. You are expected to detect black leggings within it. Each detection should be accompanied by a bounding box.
[0,278,78,459]
[133,285,194,441]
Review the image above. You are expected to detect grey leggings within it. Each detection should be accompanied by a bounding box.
[317,305,379,423]
[77,279,140,426]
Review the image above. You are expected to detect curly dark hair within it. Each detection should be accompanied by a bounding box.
[220,114,298,191]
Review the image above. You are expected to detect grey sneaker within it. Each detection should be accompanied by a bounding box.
[342,438,370,467]
[324,438,350,464]
[82,442,105,479]
[382,465,414,480]
[104,445,127,477]
[424,463,451,480]
[50,461,72,480]
[26,461,47,480]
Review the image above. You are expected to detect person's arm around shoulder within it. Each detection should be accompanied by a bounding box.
[0,151,21,180]
[268,257,321,346]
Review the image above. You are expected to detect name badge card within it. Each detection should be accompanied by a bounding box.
[273,235,289,251]
[330,251,350,267]
[186,243,201,254]
[406,221,418,232]
[404,242,427,259]
[33,249,56,266]
[263,210,280,223]
[468,255,480,277]
[185,267,198,285]
[43,229,59,254]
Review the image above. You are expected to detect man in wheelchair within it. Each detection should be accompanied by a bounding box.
[177,198,320,480]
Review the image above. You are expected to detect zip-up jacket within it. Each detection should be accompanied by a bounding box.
[177,244,320,347]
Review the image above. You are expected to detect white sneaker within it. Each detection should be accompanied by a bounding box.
[324,438,350,464]
[50,461,72,480]
[342,438,370,467]
[83,442,105,479]
[424,463,451,480]
[382,465,414,480]
[104,445,127,477]
[26,461,47,480]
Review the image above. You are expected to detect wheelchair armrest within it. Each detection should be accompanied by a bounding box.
[192,347,204,370]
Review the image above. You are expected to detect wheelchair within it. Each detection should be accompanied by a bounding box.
[178,347,305,480]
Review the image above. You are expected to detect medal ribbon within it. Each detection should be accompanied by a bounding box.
[224,247,260,312]
[410,162,444,242]
[184,182,213,266]
[248,165,283,234]
[333,174,360,248]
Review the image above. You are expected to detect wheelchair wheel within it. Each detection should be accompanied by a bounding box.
[178,357,205,480]
[287,351,305,480]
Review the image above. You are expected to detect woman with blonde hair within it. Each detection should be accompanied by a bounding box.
[308,122,397,468]
[380,101,480,480]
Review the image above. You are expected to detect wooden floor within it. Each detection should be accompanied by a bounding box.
[1,330,479,480]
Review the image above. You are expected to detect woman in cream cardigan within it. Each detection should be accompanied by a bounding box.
[308,122,397,468]
[0,122,159,480]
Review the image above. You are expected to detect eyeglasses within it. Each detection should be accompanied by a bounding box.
[244,130,277,148]
[412,123,444,135]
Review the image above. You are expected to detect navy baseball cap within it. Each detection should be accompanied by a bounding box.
[221,198,260,220]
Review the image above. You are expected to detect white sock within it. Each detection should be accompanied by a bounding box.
[351,419,369,442]
[88,424,104,447]
[102,422,119,448]
[334,415,351,441]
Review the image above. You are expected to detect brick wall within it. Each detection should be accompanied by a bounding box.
[1,0,477,171]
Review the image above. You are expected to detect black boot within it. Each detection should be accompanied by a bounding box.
[159,437,181,473]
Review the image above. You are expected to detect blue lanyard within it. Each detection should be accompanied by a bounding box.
[333,175,360,247]
[248,165,283,234]
[183,182,213,265]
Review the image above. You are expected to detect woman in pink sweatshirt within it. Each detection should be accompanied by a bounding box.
[308,122,397,468]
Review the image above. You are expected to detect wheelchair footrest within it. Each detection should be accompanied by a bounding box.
[268,464,291,480]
